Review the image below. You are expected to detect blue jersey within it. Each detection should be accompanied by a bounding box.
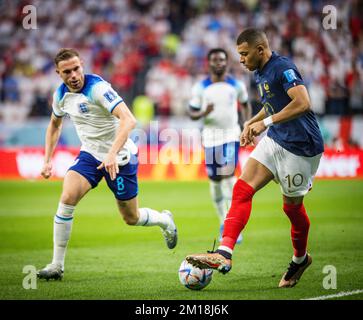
[254,52,324,157]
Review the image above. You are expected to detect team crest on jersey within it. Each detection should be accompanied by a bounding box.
[104,90,117,103]
[79,103,89,113]
[258,81,273,98]
[263,82,270,92]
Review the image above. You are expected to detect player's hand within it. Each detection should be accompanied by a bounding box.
[41,162,52,179]
[204,103,214,116]
[248,121,267,140]
[97,153,119,181]
[240,121,254,147]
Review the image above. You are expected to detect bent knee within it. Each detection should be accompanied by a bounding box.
[60,192,79,206]
[123,215,139,225]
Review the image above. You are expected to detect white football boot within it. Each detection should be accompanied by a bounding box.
[161,210,178,249]
[37,263,64,281]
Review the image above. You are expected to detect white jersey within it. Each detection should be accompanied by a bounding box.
[52,74,137,165]
[189,75,248,147]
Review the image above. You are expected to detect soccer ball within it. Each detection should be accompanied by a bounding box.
[178,259,213,290]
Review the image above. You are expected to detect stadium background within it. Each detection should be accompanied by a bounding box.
[0,0,363,301]
[1,0,363,180]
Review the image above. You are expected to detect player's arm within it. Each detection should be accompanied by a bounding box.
[41,113,63,179]
[268,85,310,124]
[188,82,213,120]
[97,102,137,180]
[188,103,214,120]
[247,85,310,140]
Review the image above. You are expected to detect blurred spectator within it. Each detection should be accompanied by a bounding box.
[346,63,363,114]
[326,78,349,115]
[28,89,51,117]
[1,70,20,102]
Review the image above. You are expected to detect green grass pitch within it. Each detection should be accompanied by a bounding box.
[0,179,362,300]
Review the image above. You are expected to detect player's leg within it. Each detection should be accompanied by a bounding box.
[208,176,226,228]
[115,196,177,249]
[37,170,93,280]
[38,151,102,280]
[275,148,322,287]
[104,154,177,249]
[279,194,312,288]
[206,142,241,242]
[187,136,275,273]
[205,145,227,232]
[187,157,274,273]
[219,142,241,243]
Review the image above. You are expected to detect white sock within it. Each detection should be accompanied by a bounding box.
[221,176,237,211]
[51,203,75,269]
[209,180,227,225]
[136,208,170,229]
[218,245,233,255]
[292,253,307,264]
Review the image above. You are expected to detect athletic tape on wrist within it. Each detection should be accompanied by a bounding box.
[263,116,274,127]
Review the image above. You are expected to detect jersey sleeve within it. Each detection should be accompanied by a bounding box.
[92,81,124,113]
[236,80,249,104]
[52,90,65,118]
[278,60,305,92]
[188,82,203,111]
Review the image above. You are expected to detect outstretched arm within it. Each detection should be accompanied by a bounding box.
[41,114,63,179]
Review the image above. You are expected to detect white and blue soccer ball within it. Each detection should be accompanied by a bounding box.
[178,259,213,290]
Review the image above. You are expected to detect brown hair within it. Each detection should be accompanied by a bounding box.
[54,48,80,66]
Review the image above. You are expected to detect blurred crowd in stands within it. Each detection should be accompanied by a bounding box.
[0,0,362,125]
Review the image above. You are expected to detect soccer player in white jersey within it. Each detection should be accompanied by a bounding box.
[37,48,177,281]
[188,48,251,242]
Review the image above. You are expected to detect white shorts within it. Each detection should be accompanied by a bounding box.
[249,136,322,197]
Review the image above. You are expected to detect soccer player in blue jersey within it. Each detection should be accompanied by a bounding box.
[37,49,177,281]
[187,29,324,288]
[188,48,251,242]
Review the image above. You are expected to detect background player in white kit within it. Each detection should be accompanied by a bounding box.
[37,49,177,281]
[188,48,251,242]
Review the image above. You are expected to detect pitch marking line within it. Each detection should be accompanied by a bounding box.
[302,289,363,300]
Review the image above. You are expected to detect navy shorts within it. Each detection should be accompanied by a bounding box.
[68,151,138,200]
[204,142,239,180]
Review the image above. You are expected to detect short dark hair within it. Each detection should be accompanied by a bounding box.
[207,48,228,61]
[54,48,80,66]
[236,28,267,46]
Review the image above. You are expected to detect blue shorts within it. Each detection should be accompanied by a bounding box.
[204,142,239,180]
[68,151,138,201]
